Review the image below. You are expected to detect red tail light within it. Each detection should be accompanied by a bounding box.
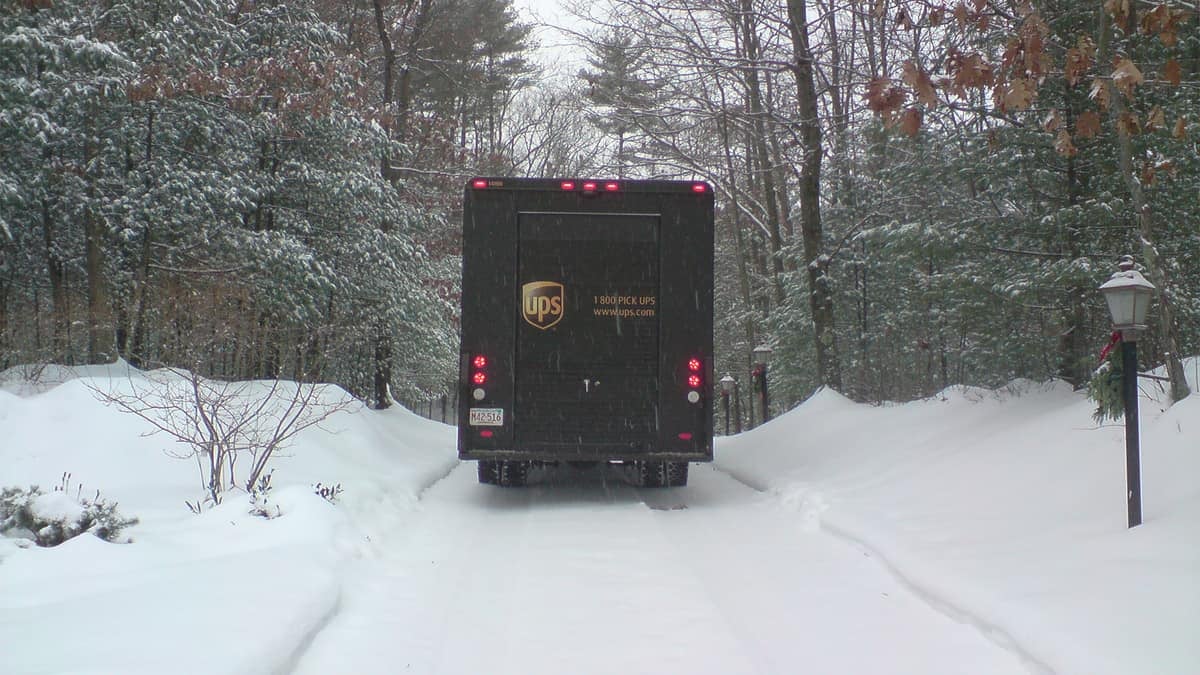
[473,355,488,369]
[688,358,702,372]
[688,374,702,388]
[473,371,487,385]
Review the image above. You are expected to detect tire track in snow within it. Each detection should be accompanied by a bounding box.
[712,462,1054,675]
[286,459,464,673]
[417,458,465,501]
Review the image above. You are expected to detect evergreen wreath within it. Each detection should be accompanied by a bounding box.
[1087,333,1125,423]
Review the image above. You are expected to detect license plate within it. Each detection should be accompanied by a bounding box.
[469,408,504,426]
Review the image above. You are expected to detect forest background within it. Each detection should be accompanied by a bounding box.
[1,0,1196,424]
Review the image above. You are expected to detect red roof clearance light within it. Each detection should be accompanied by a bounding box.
[472,179,488,189]
[582,181,598,192]
[560,181,576,191]
[691,182,708,193]
[604,182,619,192]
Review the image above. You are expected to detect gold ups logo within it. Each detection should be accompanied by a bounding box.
[522,281,564,330]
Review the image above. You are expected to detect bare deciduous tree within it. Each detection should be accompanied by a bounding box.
[92,367,354,510]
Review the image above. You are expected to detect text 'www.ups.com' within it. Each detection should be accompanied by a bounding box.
[593,294,656,318]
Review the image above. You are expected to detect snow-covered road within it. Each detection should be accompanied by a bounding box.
[293,462,1027,675]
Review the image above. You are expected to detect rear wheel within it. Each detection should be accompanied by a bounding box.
[665,461,689,486]
[636,461,688,488]
[498,460,529,487]
[477,460,500,485]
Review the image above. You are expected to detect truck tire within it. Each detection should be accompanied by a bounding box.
[636,461,688,488]
[478,460,500,485]
[665,461,689,487]
[498,460,529,487]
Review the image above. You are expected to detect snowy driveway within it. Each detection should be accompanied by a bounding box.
[292,462,1027,675]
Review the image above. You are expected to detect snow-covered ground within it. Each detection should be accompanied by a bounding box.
[1,361,1196,674]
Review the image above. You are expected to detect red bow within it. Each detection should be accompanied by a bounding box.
[1098,331,1121,364]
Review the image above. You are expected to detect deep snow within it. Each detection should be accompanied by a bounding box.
[0,360,1196,674]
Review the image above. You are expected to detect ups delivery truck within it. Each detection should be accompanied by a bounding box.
[458,177,714,487]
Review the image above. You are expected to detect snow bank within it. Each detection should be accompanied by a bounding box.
[717,364,1200,675]
[0,365,456,675]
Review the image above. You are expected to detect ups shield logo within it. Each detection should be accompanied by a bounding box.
[522,281,564,330]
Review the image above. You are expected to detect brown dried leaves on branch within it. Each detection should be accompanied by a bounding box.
[1146,106,1166,132]
[1174,117,1188,140]
[1141,4,1193,46]
[1065,36,1096,87]
[997,77,1036,111]
[946,51,994,97]
[1117,111,1141,137]
[1076,111,1102,139]
[1042,109,1062,132]
[902,61,938,107]
[952,1,990,30]
[865,77,908,117]
[899,108,922,137]
[1054,129,1078,158]
[1163,59,1182,87]
[1112,58,1144,98]
[1106,0,1131,30]
[1089,77,1111,111]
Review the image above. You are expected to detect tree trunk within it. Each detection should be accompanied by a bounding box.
[83,109,111,364]
[42,198,70,362]
[786,0,841,391]
[395,0,433,143]
[373,0,398,179]
[717,106,757,352]
[1055,137,1088,388]
[736,0,786,306]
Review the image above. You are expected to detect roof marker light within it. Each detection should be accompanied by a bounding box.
[472,179,488,189]
[691,182,708,193]
[582,181,598,192]
[560,181,575,191]
[604,182,619,192]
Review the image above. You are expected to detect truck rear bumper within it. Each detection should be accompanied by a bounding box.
[459,447,712,463]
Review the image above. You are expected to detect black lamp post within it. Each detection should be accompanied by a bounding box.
[732,377,743,433]
[753,344,773,423]
[720,374,735,435]
[1099,254,1156,529]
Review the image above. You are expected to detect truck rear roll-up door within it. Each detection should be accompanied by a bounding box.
[515,212,660,449]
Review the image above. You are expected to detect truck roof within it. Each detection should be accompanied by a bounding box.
[467,177,711,194]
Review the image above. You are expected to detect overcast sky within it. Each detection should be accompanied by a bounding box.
[512,0,590,71]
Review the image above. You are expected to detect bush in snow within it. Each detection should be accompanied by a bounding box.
[313,482,343,504]
[91,366,353,511]
[247,470,281,519]
[0,474,139,547]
